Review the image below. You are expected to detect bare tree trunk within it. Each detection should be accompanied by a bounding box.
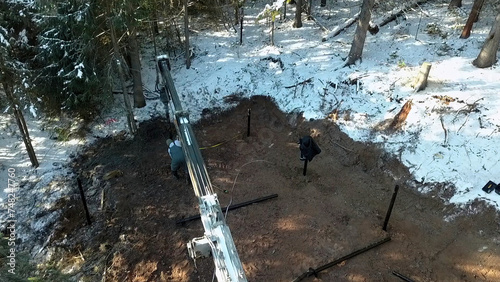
[184,0,191,69]
[173,19,182,49]
[284,0,287,19]
[2,82,39,167]
[473,13,500,68]
[110,22,137,135]
[307,0,312,19]
[128,30,146,108]
[239,8,244,45]
[345,0,375,66]
[234,1,241,25]
[293,0,303,28]
[152,1,159,35]
[271,20,275,46]
[460,0,484,39]
[448,0,462,9]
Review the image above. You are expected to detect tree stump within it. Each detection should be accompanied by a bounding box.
[390,100,413,130]
[412,62,432,92]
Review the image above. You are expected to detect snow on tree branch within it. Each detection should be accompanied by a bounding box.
[256,0,286,22]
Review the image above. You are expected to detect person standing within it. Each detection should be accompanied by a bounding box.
[167,138,186,179]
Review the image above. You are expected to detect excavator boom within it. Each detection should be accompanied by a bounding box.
[157,56,247,282]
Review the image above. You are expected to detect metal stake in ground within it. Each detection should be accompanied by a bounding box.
[176,194,278,225]
[392,271,415,282]
[383,184,399,231]
[292,237,391,282]
[247,108,251,137]
[77,178,92,225]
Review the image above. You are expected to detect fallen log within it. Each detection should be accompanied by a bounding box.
[372,0,430,28]
[323,0,429,41]
[322,12,360,41]
[310,14,329,32]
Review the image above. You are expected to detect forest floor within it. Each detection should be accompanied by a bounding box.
[53,96,500,281]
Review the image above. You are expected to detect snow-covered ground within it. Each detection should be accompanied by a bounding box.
[1,0,499,245]
[160,1,500,209]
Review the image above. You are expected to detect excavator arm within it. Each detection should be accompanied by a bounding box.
[156,55,247,282]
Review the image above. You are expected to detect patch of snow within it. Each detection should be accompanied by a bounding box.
[75,62,84,78]
[19,29,28,44]
[29,104,37,118]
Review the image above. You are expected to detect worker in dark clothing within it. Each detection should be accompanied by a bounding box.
[167,138,186,179]
[299,135,321,161]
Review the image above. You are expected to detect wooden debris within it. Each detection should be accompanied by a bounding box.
[285,78,313,89]
[371,0,430,28]
[322,12,360,41]
[310,14,329,32]
[432,95,456,105]
[390,100,413,130]
[332,140,353,152]
[103,170,124,180]
[412,62,432,92]
[328,100,343,122]
[286,78,313,99]
[322,1,430,41]
[261,56,284,69]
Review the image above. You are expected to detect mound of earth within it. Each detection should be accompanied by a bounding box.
[53,96,499,281]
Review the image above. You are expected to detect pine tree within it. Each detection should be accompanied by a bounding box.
[33,0,112,120]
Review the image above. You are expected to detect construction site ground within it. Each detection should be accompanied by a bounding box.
[60,96,500,281]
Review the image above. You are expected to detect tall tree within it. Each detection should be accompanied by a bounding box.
[124,0,146,108]
[306,0,312,19]
[0,1,39,167]
[110,21,138,135]
[473,13,500,68]
[184,0,191,69]
[34,0,112,120]
[2,82,39,167]
[293,0,303,28]
[128,29,146,108]
[460,0,484,39]
[345,0,374,66]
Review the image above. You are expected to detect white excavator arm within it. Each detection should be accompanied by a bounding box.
[157,55,247,282]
